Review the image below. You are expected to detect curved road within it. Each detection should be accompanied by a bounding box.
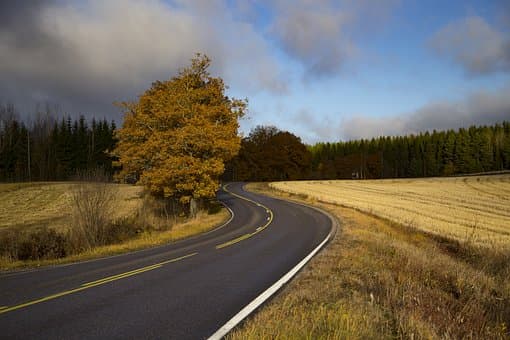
[0,183,332,339]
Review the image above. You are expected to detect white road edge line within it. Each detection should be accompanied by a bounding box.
[208,228,333,340]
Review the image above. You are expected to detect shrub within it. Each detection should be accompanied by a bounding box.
[68,169,117,251]
[102,217,140,244]
[207,200,223,215]
[17,228,67,260]
[0,228,67,261]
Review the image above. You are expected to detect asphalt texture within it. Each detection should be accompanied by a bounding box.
[0,182,332,339]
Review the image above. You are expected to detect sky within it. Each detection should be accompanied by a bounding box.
[1,0,509,143]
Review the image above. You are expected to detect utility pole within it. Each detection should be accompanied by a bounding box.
[381,150,384,179]
[27,129,31,181]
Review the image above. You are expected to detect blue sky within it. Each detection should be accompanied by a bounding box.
[1,0,509,143]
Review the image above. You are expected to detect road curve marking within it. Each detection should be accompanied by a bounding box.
[80,252,197,287]
[0,252,197,316]
[215,184,274,249]
[208,202,337,340]
[81,264,163,287]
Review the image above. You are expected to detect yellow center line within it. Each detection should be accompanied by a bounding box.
[216,233,252,249]
[215,184,274,249]
[80,252,198,288]
[81,264,163,287]
[0,252,198,316]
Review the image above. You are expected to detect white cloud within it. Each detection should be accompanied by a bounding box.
[271,5,355,77]
[293,109,343,143]
[430,16,510,75]
[339,86,510,140]
[268,0,398,78]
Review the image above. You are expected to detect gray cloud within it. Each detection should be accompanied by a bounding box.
[340,86,510,140]
[271,6,355,77]
[0,0,285,120]
[430,16,510,75]
[269,0,398,78]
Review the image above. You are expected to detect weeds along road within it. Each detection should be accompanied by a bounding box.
[0,182,333,339]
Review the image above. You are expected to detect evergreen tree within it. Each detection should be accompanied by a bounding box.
[308,122,510,179]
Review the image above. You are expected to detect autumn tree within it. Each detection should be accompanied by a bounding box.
[228,126,311,181]
[114,54,246,213]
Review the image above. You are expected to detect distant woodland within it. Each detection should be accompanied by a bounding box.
[1,103,509,183]
[308,123,510,179]
[0,104,116,181]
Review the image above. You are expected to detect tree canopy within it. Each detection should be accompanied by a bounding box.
[0,104,116,182]
[227,125,311,181]
[114,54,246,206]
[309,122,510,179]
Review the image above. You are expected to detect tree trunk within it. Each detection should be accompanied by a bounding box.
[189,197,198,218]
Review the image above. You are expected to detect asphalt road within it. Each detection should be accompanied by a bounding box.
[0,182,333,339]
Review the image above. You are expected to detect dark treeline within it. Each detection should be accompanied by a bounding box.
[0,104,116,182]
[310,122,510,179]
[2,99,509,183]
[226,126,311,181]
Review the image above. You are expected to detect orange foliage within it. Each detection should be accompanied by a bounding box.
[114,54,246,203]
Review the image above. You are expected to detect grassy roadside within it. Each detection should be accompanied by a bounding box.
[0,182,230,271]
[1,209,229,271]
[229,183,510,339]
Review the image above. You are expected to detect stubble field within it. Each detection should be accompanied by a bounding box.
[271,174,510,248]
[0,182,143,233]
[230,179,510,339]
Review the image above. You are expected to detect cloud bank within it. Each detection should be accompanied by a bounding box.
[339,86,510,140]
[0,0,400,121]
[0,0,284,119]
[1,1,507,143]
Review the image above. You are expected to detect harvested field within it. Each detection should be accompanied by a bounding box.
[229,182,510,339]
[271,175,510,248]
[0,182,143,233]
[0,182,229,269]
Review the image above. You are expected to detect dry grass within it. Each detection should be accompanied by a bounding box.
[230,183,510,339]
[1,209,229,271]
[0,182,229,270]
[0,182,143,232]
[271,175,510,248]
